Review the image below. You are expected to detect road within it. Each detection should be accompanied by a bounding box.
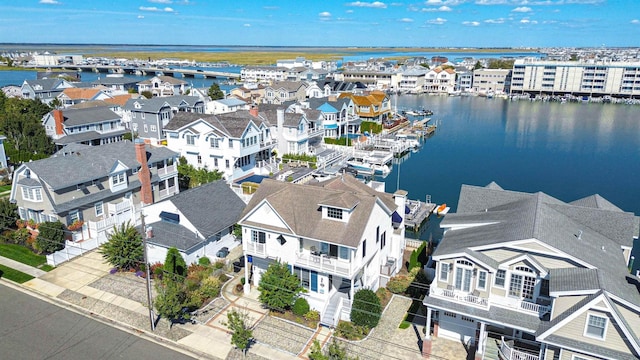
[0,282,196,360]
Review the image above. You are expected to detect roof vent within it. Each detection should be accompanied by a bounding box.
[601,245,605,251]
[575,230,583,240]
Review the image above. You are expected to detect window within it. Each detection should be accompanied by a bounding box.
[150,125,156,132]
[186,134,195,145]
[495,269,506,287]
[112,172,125,186]
[455,266,472,292]
[22,187,43,202]
[477,271,487,290]
[132,123,138,131]
[585,314,607,339]
[197,155,202,164]
[210,137,220,148]
[439,263,449,282]
[251,230,265,243]
[362,239,366,258]
[376,226,380,243]
[225,159,230,169]
[327,207,342,219]
[339,246,349,260]
[68,210,80,223]
[380,231,386,249]
[95,202,103,217]
[509,274,523,297]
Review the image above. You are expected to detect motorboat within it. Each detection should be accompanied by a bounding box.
[433,203,450,216]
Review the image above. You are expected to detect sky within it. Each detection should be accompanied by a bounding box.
[0,0,639,48]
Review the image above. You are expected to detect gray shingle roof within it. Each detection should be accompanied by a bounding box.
[169,180,245,238]
[123,97,171,112]
[143,221,202,252]
[57,107,121,127]
[54,129,129,145]
[137,75,187,85]
[240,175,396,248]
[24,141,177,191]
[549,268,600,293]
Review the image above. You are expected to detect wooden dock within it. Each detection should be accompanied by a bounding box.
[405,199,436,230]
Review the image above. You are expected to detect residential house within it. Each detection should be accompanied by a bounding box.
[10,140,179,243]
[260,107,311,156]
[2,85,24,98]
[473,68,512,95]
[163,108,274,182]
[398,67,428,94]
[340,69,399,90]
[456,71,473,93]
[263,81,308,105]
[42,108,127,149]
[339,91,391,124]
[57,87,112,108]
[306,97,359,138]
[92,77,139,95]
[241,66,288,83]
[230,84,266,104]
[209,98,248,115]
[123,95,204,145]
[21,78,75,104]
[238,175,407,326]
[423,182,640,360]
[141,180,245,264]
[137,75,188,97]
[424,66,456,93]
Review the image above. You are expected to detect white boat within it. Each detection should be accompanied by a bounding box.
[433,203,450,216]
[346,160,390,176]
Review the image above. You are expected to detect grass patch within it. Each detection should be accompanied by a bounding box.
[0,264,35,283]
[399,319,411,329]
[0,243,47,267]
[0,185,11,192]
[40,264,55,272]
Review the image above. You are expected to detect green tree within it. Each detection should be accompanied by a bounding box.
[36,221,66,254]
[0,198,18,230]
[0,95,55,163]
[208,83,224,100]
[350,289,382,329]
[154,277,188,322]
[141,90,153,99]
[177,156,224,190]
[222,308,253,356]
[258,261,303,312]
[473,61,483,70]
[99,221,143,270]
[164,247,187,280]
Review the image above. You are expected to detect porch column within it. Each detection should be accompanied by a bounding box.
[243,255,250,294]
[425,308,432,340]
[350,277,354,300]
[477,321,486,355]
[539,343,546,360]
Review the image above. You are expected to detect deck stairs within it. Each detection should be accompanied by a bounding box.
[320,291,349,327]
[483,337,501,360]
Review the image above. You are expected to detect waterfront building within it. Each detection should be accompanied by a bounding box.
[239,175,407,326]
[56,87,112,108]
[21,78,75,104]
[424,66,456,93]
[10,140,179,243]
[339,91,391,124]
[263,81,308,105]
[276,57,337,72]
[240,66,288,83]
[473,68,512,95]
[42,108,127,149]
[340,68,399,90]
[229,83,266,104]
[209,98,249,115]
[398,67,428,94]
[510,58,640,98]
[456,70,473,92]
[91,77,139,95]
[424,182,640,360]
[137,75,188,97]
[305,96,359,138]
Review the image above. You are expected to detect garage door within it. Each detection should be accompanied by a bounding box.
[438,311,476,344]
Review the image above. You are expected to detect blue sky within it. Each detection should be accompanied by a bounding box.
[0,0,638,47]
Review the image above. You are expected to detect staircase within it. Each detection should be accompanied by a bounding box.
[483,337,501,360]
[320,292,348,327]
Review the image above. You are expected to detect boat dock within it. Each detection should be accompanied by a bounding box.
[405,198,436,230]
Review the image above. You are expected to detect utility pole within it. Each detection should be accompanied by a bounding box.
[141,209,155,331]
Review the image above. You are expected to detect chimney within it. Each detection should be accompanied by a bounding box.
[249,104,259,117]
[277,108,284,129]
[53,109,64,135]
[135,139,153,205]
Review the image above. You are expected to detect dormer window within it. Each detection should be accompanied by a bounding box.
[112,172,126,186]
[327,207,342,220]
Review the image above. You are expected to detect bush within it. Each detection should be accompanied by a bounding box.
[198,256,211,266]
[292,297,310,316]
[191,276,221,304]
[335,320,369,340]
[408,241,427,272]
[360,121,383,134]
[304,310,320,322]
[350,289,382,329]
[386,274,412,294]
[11,228,31,246]
[376,287,392,308]
[213,260,225,270]
[240,277,246,285]
[36,221,66,254]
[150,262,164,279]
[258,261,303,312]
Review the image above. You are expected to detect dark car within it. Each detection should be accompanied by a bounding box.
[216,247,229,258]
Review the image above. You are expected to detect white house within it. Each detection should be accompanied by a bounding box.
[137,75,188,97]
[423,182,640,360]
[238,175,407,326]
[424,66,456,93]
[141,180,246,265]
[209,98,248,115]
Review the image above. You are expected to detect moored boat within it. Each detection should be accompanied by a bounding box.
[433,203,450,215]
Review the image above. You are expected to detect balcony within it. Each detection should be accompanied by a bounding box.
[245,241,266,256]
[159,185,178,199]
[295,251,352,277]
[157,163,177,177]
[429,286,551,316]
[499,337,540,360]
[430,286,489,309]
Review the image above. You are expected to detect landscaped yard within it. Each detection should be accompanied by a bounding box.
[0,243,53,271]
[0,264,35,283]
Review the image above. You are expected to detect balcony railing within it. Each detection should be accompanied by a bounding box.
[430,287,489,309]
[245,241,266,256]
[430,286,551,316]
[499,337,540,360]
[157,163,177,177]
[295,252,351,277]
[159,185,178,199]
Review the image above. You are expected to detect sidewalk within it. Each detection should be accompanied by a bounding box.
[0,255,47,277]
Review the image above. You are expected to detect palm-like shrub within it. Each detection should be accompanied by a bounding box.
[99,221,143,270]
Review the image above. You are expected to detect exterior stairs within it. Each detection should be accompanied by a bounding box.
[320,292,348,327]
[483,337,501,360]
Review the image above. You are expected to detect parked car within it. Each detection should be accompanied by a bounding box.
[216,247,229,258]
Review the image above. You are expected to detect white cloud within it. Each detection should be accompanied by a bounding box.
[400,17,414,22]
[427,17,447,24]
[346,9,354,13]
[632,19,640,24]
[139,6,174,12]
[391,2,404,6]
[438,6,452,11]
[137,15,145,19]
[164,7,174,12]
[39,0,60,4]
[422,5,452,11]
[476,0,604,4]
[512,6,532,12]
[346,1,388,8]
[484,18,505,23]
[319,11,332,17]
[425,0,464,4]
[243,23,251,27]
[520,18,537,24]
[149,0,172,3]
[462,21,480,26]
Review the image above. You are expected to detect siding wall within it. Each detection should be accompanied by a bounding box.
[553,310,630,353]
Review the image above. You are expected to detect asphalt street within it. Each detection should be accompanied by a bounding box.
[0,282,196,360]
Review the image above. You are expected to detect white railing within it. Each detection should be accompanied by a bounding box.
[159,185,178,199]
[157,163,177,177]
[430,287,489,309]
[107,200,131,214]
[519,301,551,316]
[499,337,540,360]
[295,252,351,277]
[341,297,352,320]
[245,241,266,256]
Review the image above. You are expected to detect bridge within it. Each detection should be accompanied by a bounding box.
[32,64,241,80]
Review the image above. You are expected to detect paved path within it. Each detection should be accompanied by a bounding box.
[0,254,47,277]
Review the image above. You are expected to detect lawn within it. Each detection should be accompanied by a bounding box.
[0,243,49,268]
[0,264,35,283]
[0,185,11,192]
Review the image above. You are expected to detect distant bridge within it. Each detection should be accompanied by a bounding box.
[32,64,241,80]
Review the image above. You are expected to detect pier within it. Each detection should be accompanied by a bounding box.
[404,197,436,231]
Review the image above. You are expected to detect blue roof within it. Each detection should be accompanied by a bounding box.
[392,211,403,223]
[317,102,338,113]
[324,123,338,129]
